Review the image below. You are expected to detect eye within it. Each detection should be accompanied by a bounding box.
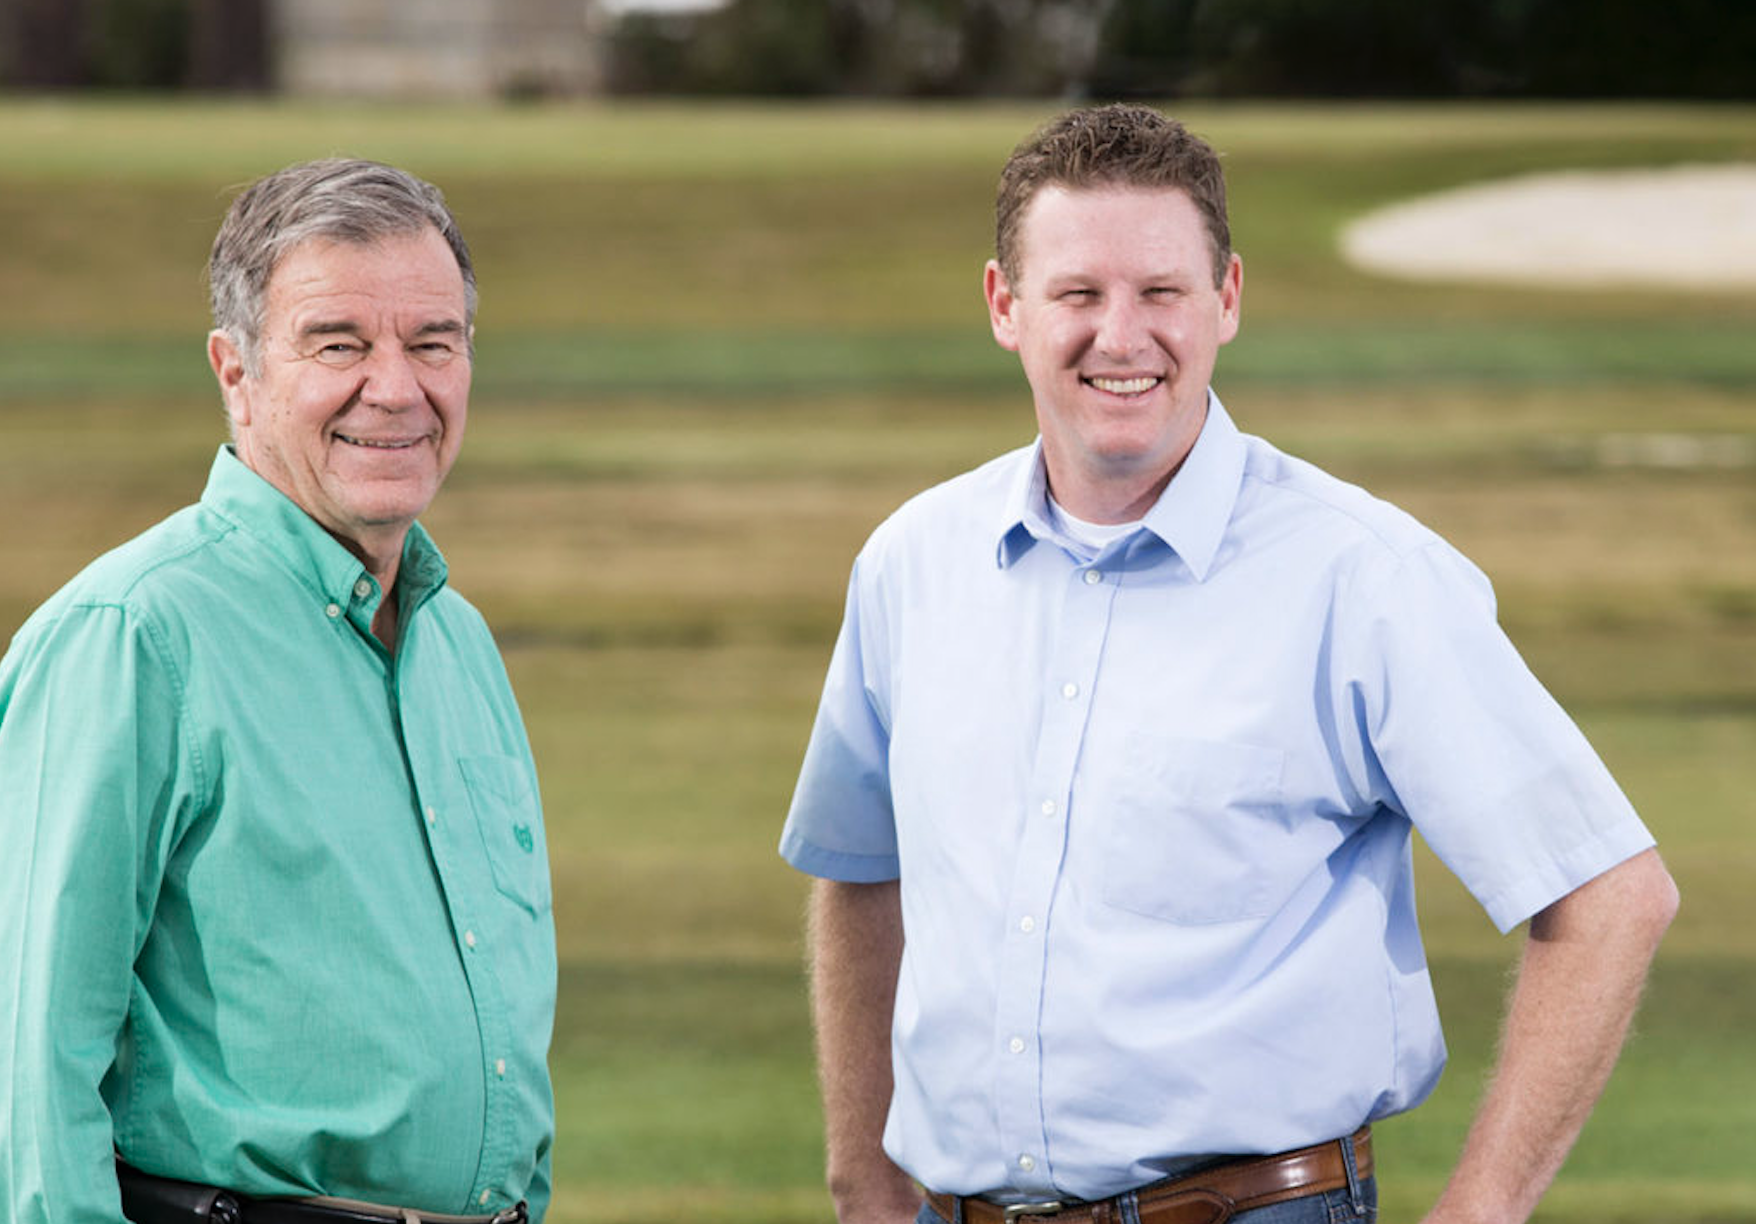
[312,341,366,367]
[410,338,463,364]
[1058,288,1099,302]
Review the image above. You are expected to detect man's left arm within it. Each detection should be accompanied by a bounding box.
[1422,848,1678,1224]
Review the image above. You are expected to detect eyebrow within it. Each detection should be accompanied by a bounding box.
[412,319,468,338]
[297,318,467,340]
[299,320,362,340]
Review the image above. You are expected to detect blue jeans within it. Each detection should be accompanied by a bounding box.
[915,1176,1376,1224]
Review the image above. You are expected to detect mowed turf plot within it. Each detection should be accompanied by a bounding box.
[1,100,1752,1223]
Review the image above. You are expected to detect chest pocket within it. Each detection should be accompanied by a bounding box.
[1101,735,1289,925]
[461,754,552,918]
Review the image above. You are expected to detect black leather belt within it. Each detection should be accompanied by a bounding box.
[117,1161,528,1224]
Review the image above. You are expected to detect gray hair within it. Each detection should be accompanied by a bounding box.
[208,158,476,373]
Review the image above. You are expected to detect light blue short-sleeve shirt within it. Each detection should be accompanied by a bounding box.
[780,395,1653,1202]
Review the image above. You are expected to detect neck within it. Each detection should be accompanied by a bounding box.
[1044,462,1177,525]
[332,522,405,591]
[1040,398,1208,525]
[371,589,400,651]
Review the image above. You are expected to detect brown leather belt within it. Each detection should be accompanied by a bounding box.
[926,1127,1371,1224]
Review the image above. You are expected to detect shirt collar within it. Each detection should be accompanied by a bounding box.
[995,391,1247,582]
[199,445,450,616]
[995,442,1057,568]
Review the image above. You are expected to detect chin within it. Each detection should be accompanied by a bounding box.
[1089,438,1172,469]
[343,496,431,530]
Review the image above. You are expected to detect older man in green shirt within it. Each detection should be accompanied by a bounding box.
[0,161,555,1221]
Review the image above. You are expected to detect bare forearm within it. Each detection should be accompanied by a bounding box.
[1425,849,1678,1224]
[808,878,920,1224]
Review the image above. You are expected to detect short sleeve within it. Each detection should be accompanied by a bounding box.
[1339,542,1654,931]
[779,556,902,882]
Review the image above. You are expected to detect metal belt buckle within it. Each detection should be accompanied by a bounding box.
[1003,1203,1066,1220]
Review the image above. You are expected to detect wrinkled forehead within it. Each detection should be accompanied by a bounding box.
[263,229,469,316]
[266,222,467,299]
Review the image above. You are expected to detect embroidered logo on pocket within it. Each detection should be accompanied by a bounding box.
[459,755,551,916]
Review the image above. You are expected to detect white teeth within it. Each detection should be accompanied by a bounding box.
[1088,376,1160,395]
[339,435,415,449]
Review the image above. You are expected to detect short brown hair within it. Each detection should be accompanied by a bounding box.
[995,104,1231,289]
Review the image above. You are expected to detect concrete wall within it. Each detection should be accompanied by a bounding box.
[274,0,601,98]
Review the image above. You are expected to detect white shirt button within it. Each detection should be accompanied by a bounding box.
[324,603,342,619]
[1017,1154,1036,1172]
[425,807,437,826]
[1061,682,1079,699]
[464,930,478,949]
[1083,569,1103,585]
[479,1191,491,1206]
[1040,799,1057,817]
[353,578,372,600]
[495,1058,507,1077]
[1008,1036,1025,1054]
[1019,915,1036,933]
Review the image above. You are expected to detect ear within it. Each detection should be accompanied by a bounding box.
[1216,253,1244,346]
[207,330,253,428]
[984,260,1021,353]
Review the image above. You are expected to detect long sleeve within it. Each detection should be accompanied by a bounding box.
[5,454,553,1213]
[1,601,193,1224]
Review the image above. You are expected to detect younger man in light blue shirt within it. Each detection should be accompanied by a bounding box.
[782,104,1677,1224]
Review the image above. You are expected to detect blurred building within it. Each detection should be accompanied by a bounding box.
[275,0,603,97]
[0,0,607,96]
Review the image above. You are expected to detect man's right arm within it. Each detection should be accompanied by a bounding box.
[1,605,179,1222]
[808,878,920,1224]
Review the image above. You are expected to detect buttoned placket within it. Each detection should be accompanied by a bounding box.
[991,549,1121,1193]
[325,570,521,1202]
[391,606,522,1211]
[326,570,387,657]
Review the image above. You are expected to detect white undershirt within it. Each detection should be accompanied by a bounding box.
[1047,495,1142,561]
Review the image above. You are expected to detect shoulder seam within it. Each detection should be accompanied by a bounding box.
[1241,463,1434,561]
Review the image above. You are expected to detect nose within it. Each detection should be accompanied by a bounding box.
[1092,296,1146,360]
[358,346,424,410]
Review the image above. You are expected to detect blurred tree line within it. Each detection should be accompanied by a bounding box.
[2,0,1750,97]
[1,0,267,89]
[608,0,1756,99]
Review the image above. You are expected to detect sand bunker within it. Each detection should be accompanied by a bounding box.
[1339,164,1756,289]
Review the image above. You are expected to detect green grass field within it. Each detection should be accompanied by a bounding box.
[2,99,1753,1222]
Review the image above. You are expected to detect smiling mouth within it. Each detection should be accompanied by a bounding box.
[336,434,421,450]
[1084,375,1164,395]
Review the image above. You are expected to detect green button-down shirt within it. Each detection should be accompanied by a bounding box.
[0,448,555,1221]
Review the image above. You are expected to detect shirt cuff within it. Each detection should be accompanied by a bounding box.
[778,828,900,883]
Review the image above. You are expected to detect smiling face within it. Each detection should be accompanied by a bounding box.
[985,184,1242,523]
[208,226,471,573]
